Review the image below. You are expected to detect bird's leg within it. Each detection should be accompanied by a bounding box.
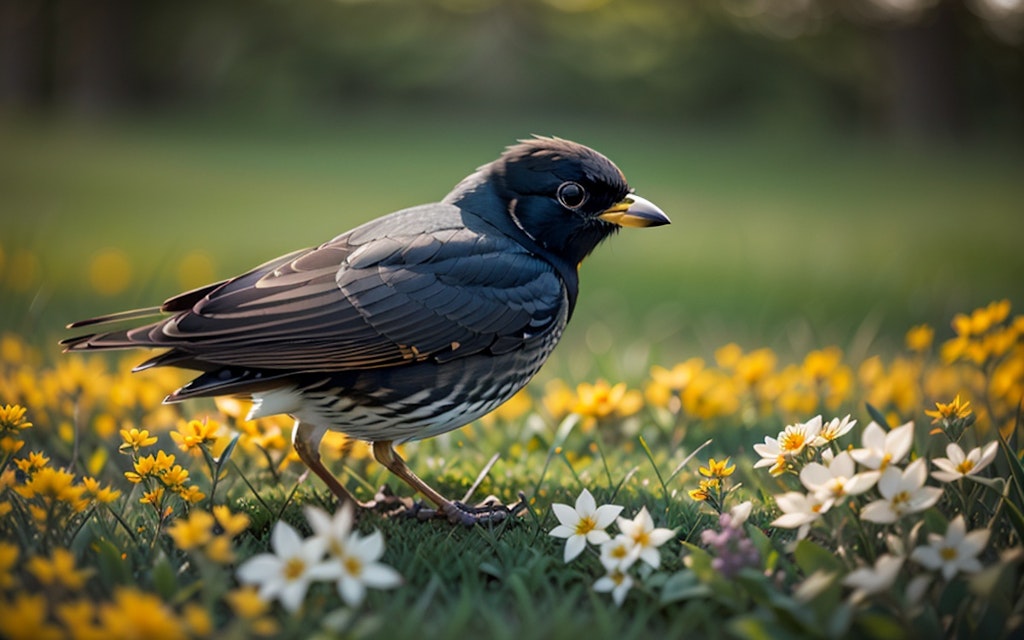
[371,440,526,526]
[291,421,365,507]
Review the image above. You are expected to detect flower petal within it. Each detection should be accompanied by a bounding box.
[564,535,587,563]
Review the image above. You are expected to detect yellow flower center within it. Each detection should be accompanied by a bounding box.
[344,556,363,578]
[633,531,651,547]
[610,545,628,560]
[879,453,893,471]
[779,432,806,453]
[955,459,975,474]
[940,546,958,561]
[283,558,306,580]
[574,515,596,536]
[891,491,910,507]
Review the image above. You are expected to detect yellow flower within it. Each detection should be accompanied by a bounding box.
[689,478,719,502]
[645,358,705,408]
[176,485,206,504]
[182,603,213,638]
[699,457,736,479]
[542,379,576,419]
[170,417,222,453]
[226,586,270,619]
[802,347,843,381]
[925,394,972,424]
[97,588,187,640]
[0,541,18,590]
[734,348,777,386]
[81,476,122,504]
[15,450,50,475]
[119,428,158,453]
[572,380,643,422]
[0,404,32,432]
[905,324,934,353]
[16,466,88,511]
[0,436,23,454]
[715,343,744,369]
[204,535,236,564]
[167,510,215,551]
[26,548,94,591]
[226,586,280,636]
[213,505,250,537]
[140,487,165,505]
[56,600,106,640]
[0,593,63,640]
[160,464,190,490]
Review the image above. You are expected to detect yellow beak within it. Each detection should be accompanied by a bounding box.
[598,194,670,228]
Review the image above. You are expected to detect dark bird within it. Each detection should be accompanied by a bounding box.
[62,137,670,523]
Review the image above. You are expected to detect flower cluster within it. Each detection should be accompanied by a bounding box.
[549,489,675,606]
[699,502,760,578]
[237,505,402,612]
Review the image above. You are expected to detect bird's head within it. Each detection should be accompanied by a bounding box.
[449,137,670,267]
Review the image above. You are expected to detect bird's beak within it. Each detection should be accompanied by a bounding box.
[598,194,671,228]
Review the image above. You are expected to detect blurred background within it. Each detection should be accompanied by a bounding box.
[1,0,1023,380]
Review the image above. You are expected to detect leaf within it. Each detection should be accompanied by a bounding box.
[793,539,844,575]
[865,403,890,429]
[996,435,1024,541]
[151,554,178,601]
[679,541,715,581]
[659,570,712,604]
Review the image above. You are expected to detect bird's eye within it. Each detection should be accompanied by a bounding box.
[556,181,587,209]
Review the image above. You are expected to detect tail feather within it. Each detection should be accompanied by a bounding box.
[65,306,163,330]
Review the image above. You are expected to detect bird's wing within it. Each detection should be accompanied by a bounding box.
[79,204,564,372]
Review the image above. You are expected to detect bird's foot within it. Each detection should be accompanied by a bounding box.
[431,491,529,527]
[365,487,528,526]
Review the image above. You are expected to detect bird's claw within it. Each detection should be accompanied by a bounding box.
[365,487,527,526]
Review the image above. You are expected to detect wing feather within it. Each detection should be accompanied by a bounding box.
[65,203,565,374]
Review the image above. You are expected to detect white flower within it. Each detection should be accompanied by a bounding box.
[599,534,639,572]
[850,421,914,471]
[616,506,675,569]
[317,529,403,606]
[911,515,990,580]
[800,451,879,501]
[730,500,753,525]
[860,459,942,524]
[842,554,904,603]
[931,441,999,483]
[753,436,787,476]
[593,567,634,607]
[771,491,833,539]
[811,415,857,447]
[305,505,402,607]
[305,504,354,558]
[236,520,329,613]
[549,489,623,563]
[776,416,823,457]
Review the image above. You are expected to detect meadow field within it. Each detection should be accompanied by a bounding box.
[1,115,1023,638]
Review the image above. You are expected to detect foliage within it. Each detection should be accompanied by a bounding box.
[1,297,1023,638]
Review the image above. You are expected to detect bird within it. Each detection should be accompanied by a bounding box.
[62,136,670,524]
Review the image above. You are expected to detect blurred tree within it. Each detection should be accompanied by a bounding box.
[0,0,1020,141]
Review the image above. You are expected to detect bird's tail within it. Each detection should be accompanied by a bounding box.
[60,306,165,352]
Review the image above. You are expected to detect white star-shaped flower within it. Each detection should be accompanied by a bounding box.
[616,506,676,569]
[930,441,998,483]
[850,421,914,471]
[911,515,990,580]
[236,520,329,613]
[800,451,879,501]
[842,554,904,603]
[549,489,623,563]
[860,458,942,524]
